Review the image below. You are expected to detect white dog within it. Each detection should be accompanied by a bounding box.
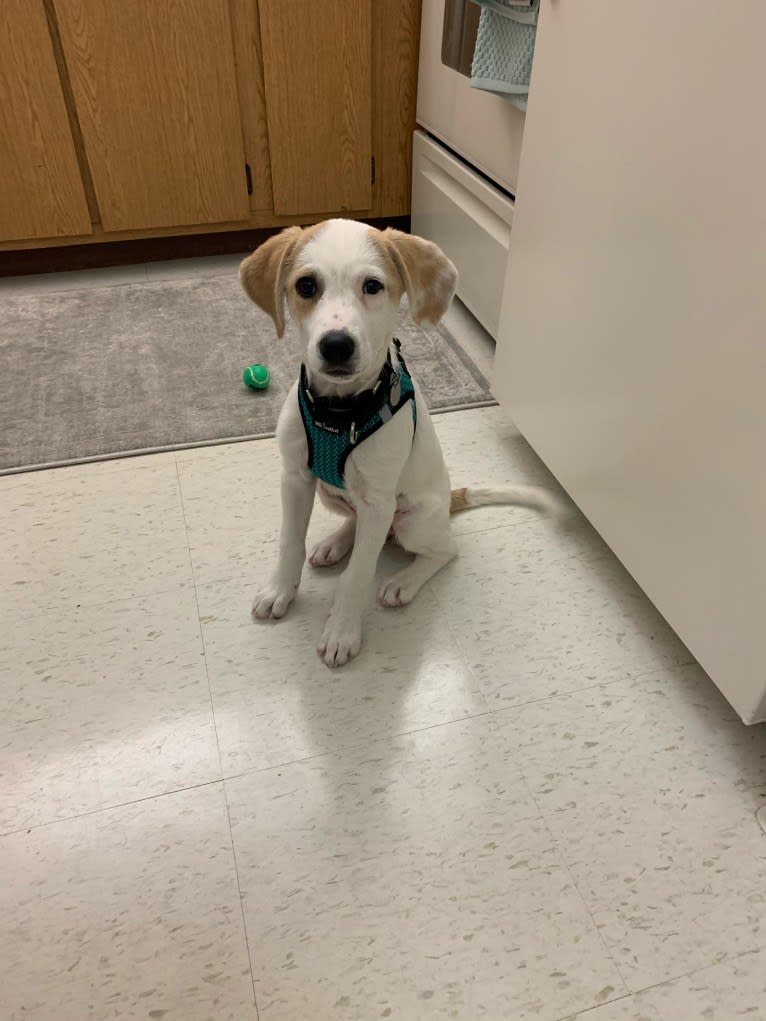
[240,219,553,667]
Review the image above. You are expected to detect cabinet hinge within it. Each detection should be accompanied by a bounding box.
[245,163,253,196]
[371,156,376,185]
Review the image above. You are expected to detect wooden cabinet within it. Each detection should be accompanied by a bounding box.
[0,0,421,251]
[0,0,91,242]
[259,0,373,216]
[54,0,250,232]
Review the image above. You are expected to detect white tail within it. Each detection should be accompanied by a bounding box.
[450,485,561,517]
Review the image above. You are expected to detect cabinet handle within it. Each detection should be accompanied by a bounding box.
[245,163,253,196]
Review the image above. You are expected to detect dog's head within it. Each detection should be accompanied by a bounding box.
[239,219,457,393]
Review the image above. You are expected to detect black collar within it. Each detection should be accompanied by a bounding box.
[299,342,403,432]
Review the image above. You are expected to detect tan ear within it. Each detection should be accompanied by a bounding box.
[382,229,458,327]
[239,226,303,337]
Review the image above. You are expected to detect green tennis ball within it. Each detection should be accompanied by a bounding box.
[243,363,270,390]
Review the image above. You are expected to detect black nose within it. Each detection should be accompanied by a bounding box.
[318,330,355,365]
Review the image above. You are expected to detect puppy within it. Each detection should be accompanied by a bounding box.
[240,219,553,667]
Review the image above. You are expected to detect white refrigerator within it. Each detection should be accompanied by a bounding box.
[493,0,766,723]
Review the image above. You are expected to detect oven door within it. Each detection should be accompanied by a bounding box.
[417,0,526,194]
[412,130,513,338]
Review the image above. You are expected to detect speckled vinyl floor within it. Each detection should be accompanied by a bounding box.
[2,263,766,1021]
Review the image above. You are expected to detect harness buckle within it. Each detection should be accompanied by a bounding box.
[349,422,357,445]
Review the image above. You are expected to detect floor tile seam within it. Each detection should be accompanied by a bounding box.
[551,944,766,1020]
[195,618,685,722]
[488,672,634,997]
[450,517,543,540]
[214,707,551,798]
[221,780,261,1020]
[551,987,634,1021]
[0,775,226,840]
[528,786,632,1000]
[0,462,194,614]
[0,454,183,491]
[191,568,441,634]
[427,617,632,1002]
[174,456,261,1018]
[533,782,766,1013]
[479,671,766,813]
[432,650,632,721]
[479,672,638,718]
[173,456,224,777]
[3,461,196,620]
[418,604,630,749]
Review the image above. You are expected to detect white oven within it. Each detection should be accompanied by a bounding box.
[412,0,527,338]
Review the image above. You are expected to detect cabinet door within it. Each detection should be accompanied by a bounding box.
[0,0,91,242]
[54,0,250,232]
[493,1,766,722]
[259,0,373,216]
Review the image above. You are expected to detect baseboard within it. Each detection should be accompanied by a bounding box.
[0,216,411,277]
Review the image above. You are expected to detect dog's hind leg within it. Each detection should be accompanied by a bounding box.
[378,499,456,608]
[309,517,356,567]
[378,549,455,607]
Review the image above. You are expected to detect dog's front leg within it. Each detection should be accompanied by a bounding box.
[252,470,315,620]
[318,496,395,667]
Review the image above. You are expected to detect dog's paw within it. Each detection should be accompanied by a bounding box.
[251,582,297,620]
[378,571,419,608]
[308,539,346,568]
[317,616,362,667]
[308,531,354,568]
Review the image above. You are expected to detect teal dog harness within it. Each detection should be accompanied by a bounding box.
[297,339,416,489]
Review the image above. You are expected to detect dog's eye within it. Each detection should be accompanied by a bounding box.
[295,276,317,298]
[363,279,384,296]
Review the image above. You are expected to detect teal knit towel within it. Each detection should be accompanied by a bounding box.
[470,0,539,111]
